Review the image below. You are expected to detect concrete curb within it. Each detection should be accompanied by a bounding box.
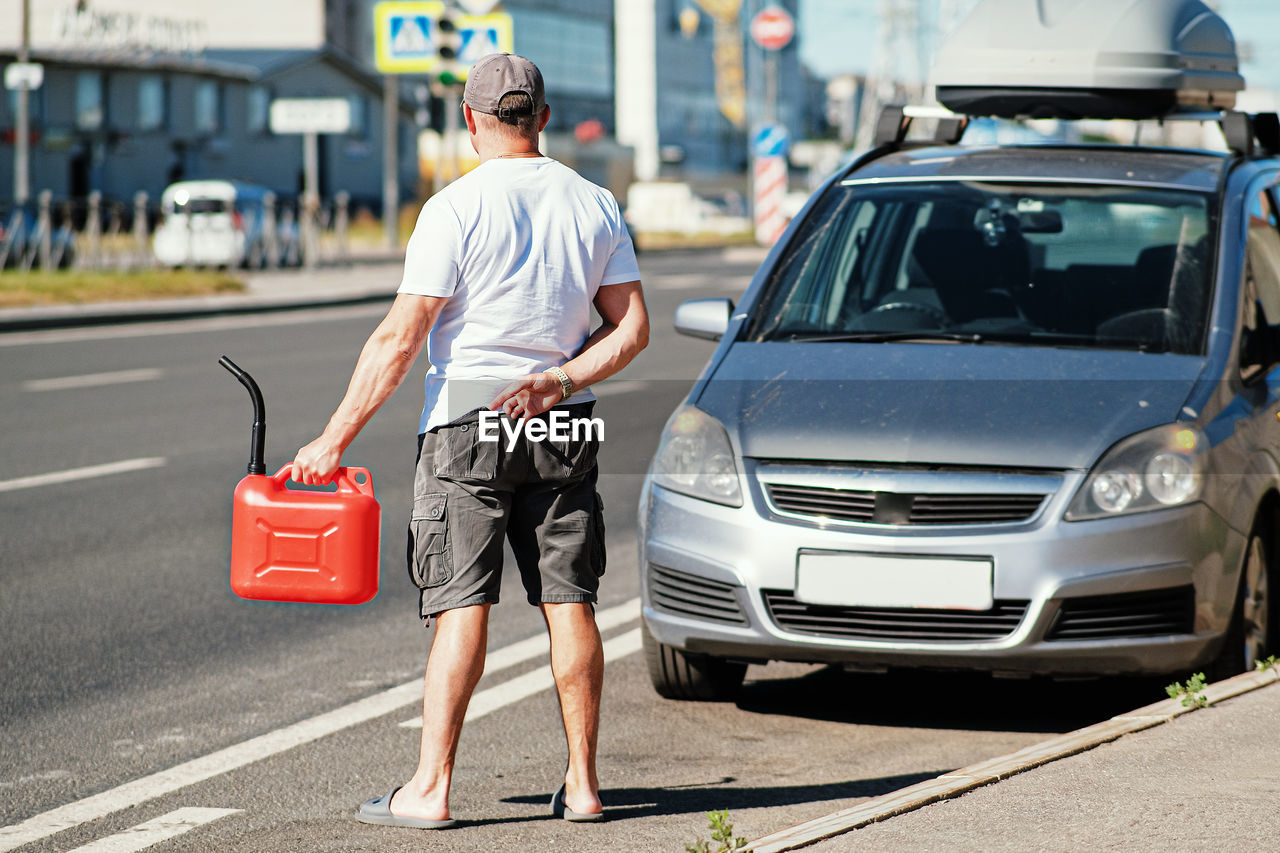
[744,666,1280,852]
[0,289,395,333]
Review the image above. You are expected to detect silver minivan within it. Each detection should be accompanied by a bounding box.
[638,3,1280,699]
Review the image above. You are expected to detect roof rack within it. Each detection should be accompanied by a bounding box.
[873,104,1280,158]
[873,105,968,149]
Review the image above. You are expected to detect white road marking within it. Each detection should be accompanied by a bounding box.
[0,458,167,494]
[0,770,73,789]
[591,380,651,397]
[400,628,643,728]
[65,809,242,853]
[0,597,640,852]
[23,368,164,392]
[720,246,770,264]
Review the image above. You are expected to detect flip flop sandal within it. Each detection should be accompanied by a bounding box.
[357,786,457,829]
[550,784,604,822]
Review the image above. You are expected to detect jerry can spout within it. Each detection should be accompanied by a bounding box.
[219,355,267,476]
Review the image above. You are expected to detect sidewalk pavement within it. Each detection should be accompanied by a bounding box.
[747,668,1280,852]
[0,260,405,332]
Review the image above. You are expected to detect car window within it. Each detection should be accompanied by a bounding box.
[1239,187,1280,378]
[1247,188,1280,319]
[758,190,880,332]
[750,181,1213,355]
[171,198,229,215]
[1026,198,1206,270]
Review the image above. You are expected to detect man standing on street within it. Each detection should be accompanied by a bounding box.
[289,53,648,827]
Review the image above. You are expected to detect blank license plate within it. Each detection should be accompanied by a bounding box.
[795,552,994,611]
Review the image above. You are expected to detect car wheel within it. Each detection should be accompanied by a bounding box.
[642,623,746,701]
[1207,531,1273,681]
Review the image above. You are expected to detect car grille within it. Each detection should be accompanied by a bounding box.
[765,484,1045,525]
[1045,586,1196,640]
[762,589,1029,642]
[648,565,748,626]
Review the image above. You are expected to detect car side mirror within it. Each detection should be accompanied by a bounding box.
[674,298,735,341]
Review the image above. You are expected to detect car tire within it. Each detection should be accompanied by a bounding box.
[642,623,746,701]
[1206,529,1273,681]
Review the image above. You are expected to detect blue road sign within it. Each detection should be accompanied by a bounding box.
[752,123,790,158]
[375,2,512,74]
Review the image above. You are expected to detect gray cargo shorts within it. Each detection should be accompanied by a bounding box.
[406,402,606,622]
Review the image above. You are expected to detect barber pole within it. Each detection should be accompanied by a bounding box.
[753,155,787,246]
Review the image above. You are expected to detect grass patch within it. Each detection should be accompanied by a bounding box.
[0,268,246,308]
[342,203,424,249]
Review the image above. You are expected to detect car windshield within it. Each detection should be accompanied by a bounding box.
[171,198,229,214]
[750,181,1214,354]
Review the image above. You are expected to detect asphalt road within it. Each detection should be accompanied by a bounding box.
[0,249,1171,853]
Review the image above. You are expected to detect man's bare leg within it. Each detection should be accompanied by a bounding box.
[390,603,491,821]
[542,601,604,815]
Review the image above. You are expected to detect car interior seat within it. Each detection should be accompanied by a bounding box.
[1096,239,1207,352]
[911,225,1031,324]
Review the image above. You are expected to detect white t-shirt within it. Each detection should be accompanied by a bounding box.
[397,156,640,432]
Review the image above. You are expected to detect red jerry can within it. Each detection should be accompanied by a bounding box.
[220,356,381,605]
[230,464,380,604]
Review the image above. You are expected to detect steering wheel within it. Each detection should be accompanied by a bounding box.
[865,301,948,327]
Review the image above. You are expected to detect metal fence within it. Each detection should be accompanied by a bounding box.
[0,190,355,272]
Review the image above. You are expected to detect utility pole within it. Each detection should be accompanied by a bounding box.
[437,79,461,192]
[14,0,31,206]
[302,130,319,269]
[432,1,464,194]
[382,75,399,248]
[763,35,777,126]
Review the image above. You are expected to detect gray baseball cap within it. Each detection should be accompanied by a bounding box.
[463,53,546,119]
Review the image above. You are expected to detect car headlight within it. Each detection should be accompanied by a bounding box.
[651,405,743,507]
[1065,425,1205,521]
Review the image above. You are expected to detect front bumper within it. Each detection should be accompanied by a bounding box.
[639,465,1243,677]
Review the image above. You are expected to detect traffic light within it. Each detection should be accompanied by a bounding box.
[436,13,458,60]
[436,10,462,87]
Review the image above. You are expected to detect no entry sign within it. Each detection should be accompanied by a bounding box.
[750,5,794,51]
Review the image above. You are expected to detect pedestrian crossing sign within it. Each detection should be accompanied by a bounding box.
[375,1,514,75]
[457,22,506,65]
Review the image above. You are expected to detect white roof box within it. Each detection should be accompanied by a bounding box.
[933,0,1244,120]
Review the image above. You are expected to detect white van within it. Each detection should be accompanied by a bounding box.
[153,180,282,268]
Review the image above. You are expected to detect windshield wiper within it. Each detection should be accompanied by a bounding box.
[978,331,1162,352]
[786,331,986,344]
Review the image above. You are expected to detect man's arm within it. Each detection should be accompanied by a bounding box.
[291,293,446,485]
[489,280,649,418]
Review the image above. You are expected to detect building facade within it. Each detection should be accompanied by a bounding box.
[615,0,811,190]
[0,0,814,211]
[0,0,414,210]
[326,0,617,137]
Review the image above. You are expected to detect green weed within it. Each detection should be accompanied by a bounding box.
[686,809,748,853]
[1165,672,1208,709]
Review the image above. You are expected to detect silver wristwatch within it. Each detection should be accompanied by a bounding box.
[546,366,574,401]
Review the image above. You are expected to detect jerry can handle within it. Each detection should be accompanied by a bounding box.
[272,464,375,498]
